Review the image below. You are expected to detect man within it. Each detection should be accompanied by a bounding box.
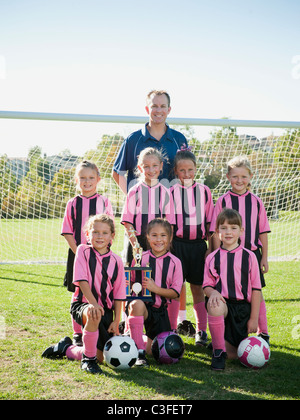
[112,90,188,194]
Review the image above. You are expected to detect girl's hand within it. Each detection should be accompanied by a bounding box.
[260,256,269,274]
[142,276,157,293]
[247,318,258,334]
[87,304,104,322]
[208,291,225,309]
[108,320,119,336]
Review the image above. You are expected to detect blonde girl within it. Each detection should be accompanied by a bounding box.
[210,155,271,343]
[121,147,175,265]
[61,160,114,344]
[43,214,126,375]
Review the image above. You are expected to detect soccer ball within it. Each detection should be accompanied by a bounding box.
[151,331,185,365]
[238,336,270,369]
[103,336,138,370]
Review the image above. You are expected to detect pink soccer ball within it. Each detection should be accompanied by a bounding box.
[151,331,185,364]
[238,336,270,369]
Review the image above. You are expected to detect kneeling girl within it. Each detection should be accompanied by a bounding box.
[42,214,126,374]
[127,218,183,366]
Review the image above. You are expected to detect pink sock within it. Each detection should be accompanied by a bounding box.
[128,316,145,350]
[193,302,207,332]
[257,300,268,335]
[208,315,226,352]
[66,345,84,361]
[82,329,99,359]
[72,317,82,335]
[167,300,180,330]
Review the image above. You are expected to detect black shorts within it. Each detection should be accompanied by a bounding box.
[70,301,113,351]
[205,297,251,348]
[172,237,207,285]
[224,299,251,348]
[125,302,171,341]
[64,249,76,292]
[252,248,266,288]
[144,305,171,340]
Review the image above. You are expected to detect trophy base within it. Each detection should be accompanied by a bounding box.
[126,296,153,302]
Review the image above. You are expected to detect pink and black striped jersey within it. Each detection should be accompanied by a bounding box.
[72,244,126,309]
[121,181,175,236]
[140,250,183,309]
[61,193,114,245]
[203,245,261,303]
[210,190,271,250]
[170,182,214,240]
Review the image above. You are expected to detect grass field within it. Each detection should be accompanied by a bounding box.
[1,213,299,262]
[0,261,299,400]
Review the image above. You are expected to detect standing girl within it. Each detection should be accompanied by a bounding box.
[42,214,126,374]
[127,218,183,366]
[210,155,271,343]
[61,160,114,344]
[121,147,175,264]
[169,149,214,345]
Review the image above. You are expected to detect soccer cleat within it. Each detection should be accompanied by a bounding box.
[195,330,208,346]
[135,350,149,367]
[81,355,103,374]
[118,321,125,335]
[177,320,196,337]
[42,336,73,359]
[72,333,83,347]
[211,349,227,371]
[258,332,270,345]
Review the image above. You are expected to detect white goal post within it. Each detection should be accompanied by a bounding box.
[0,110,299,263]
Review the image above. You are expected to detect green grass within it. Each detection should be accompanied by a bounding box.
[0,217,126,262]
[0,261,299,400]
[1,213,299,262]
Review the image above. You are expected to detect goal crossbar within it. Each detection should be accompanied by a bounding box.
[1,110,300,129]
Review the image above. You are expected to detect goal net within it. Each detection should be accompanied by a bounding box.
[0,118,299,263]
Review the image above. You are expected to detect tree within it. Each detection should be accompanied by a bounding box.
[50,167,75,218]
[0,155,18,218]
[14,146,49,218]
[272,129,300,212]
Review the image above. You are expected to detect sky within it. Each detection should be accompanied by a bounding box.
[0,0,299,157]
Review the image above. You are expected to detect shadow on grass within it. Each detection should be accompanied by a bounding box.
[101,343,300,400]
[0,275,64,288]
[0,265,65,288]
[35,338,300,401]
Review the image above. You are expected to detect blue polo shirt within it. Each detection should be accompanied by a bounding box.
[113,123,188,189]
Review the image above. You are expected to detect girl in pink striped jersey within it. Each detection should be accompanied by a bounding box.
[203,208,261,370]
[42,214,126,375]
[127,218,183,367]
[210,156,270,344]
[61,160,114,345]
[121,147,175,265]
[169,149,214,346]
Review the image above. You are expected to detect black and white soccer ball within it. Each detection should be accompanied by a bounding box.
[103,336,138,370]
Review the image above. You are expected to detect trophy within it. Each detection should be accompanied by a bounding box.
[125,239,152,302]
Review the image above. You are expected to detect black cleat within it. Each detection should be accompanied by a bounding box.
[72,333,83,346]
[42,336,73,359]
[177,320,196,337]
[81,355,103,374]
[135,350,149,367]
[211,349,227,371]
